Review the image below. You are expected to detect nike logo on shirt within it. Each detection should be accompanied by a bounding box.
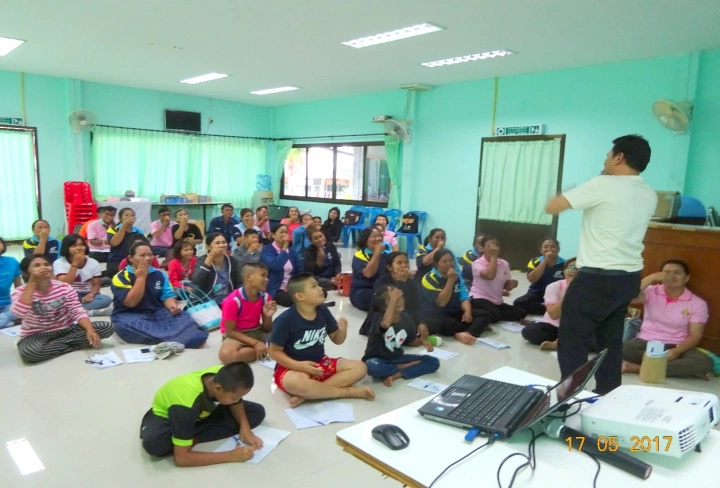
[294,328,328,350]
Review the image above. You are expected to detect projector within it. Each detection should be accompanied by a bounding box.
[580,385,718,458]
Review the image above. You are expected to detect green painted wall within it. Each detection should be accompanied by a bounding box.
[686,49,720,213]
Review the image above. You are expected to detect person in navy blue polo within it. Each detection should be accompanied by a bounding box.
[350,227,387,311]
[207,204,239,245]
[513,238,565,315]
[23,220,61,264]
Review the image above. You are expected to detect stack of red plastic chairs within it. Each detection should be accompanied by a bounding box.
[64,182,97,234]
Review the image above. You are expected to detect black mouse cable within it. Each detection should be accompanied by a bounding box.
[427,437,495,488]
[496,428,544,488]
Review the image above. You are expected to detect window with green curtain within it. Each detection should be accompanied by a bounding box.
[91,126,268,205]
[478,139,561,225]
[0,128,39,239]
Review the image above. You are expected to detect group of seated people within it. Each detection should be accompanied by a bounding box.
[0,205,715,466]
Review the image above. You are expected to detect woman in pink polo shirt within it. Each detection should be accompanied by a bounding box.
[521,258,577,350]
[374,214,399,252]
[469,236,527,323]
[622,259,713,379]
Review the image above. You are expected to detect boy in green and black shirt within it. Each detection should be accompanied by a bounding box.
[140,362,266,466]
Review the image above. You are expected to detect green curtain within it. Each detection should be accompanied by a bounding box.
[0,129,39,239]
[92,127,268,205]
[478,139,561,225]
[273,140,294,199]
[384,136,402,209]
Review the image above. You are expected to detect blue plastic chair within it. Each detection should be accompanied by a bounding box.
[341,205,366,247]
[395,211,428,258]
[383,209,402,232]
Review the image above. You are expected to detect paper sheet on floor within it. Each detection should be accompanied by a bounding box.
[419,347,458,360]
[407,378,448,393]
[213,426,291,464]
[86,351,123,369]
[497,322,525,333]
[122,347,157,363]
[256,359,277,370]
[285,402,355,429]
[476,338,511,350]
[0,325,21,337]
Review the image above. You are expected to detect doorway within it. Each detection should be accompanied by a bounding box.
[475,135,565,269]
[0,125,41,240]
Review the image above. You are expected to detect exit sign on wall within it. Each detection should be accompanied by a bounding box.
[0,116,25,126]
[495,124,544,136]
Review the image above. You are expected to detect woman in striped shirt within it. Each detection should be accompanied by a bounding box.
[11,255,114,363]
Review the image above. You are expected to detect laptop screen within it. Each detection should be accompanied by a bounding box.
[512,349,607,435]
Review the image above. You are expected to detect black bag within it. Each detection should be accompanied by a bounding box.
[343,210,363,225]
[398,212,419,233]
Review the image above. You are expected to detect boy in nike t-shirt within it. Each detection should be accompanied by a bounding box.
[363,286,439,387]
[269,273,374,408]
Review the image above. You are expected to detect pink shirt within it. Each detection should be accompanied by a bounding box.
[254,217,270,235]
[220,287,270,333]
[637,285,709,345]
[273,242,294,290]
[383,229,398,248]
[281,219,301,240]
[11,281,89,336]
[541,279,568,327]
[470,256,511,305]
[87,219,111,252]
[150,220,175,248]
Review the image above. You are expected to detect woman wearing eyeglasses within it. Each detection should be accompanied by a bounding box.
[521,257,577,350]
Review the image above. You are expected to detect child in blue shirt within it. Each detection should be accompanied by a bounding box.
[0,236,22,328]
[23,219,61,264]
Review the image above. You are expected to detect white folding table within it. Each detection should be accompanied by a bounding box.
[336,366,718,488]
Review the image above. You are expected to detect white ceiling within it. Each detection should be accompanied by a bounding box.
[1,0,720,107]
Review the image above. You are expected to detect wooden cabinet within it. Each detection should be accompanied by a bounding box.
[643,223,720,354]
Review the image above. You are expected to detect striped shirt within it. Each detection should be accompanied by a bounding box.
[11,281,89,336]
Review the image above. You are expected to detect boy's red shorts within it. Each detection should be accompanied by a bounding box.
[273,356,340,394]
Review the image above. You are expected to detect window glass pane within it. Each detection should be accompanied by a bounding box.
[307,147,335,199]
[336,146,364,201]
[283,148,307,197]
[365,145,389,203]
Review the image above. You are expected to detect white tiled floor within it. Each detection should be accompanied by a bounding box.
[2,245,718,487]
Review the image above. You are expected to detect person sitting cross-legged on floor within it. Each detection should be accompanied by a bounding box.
[12,255,114,363]
[521,257,577,350]
[268,273,375,408]
[363,285,439,387]
[622,259,713,380]
[0,236,22,329]
[111,242,208,348]
[513,238,565,316]
[53,234,113,316]
[218,263,278,364]
[140,362,267,466]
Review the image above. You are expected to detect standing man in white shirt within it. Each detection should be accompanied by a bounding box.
[545,135,657,394]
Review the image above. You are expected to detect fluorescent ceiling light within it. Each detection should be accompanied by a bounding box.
[342,23,442,48]
[6,438,45,475]
[180,72,228,84]
[0,36,25,56]
[250,86,300,95]
[421,50,515,68]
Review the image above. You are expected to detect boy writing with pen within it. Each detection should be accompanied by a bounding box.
[219,263,277,364]
[140,362,266,466]
[269,273,374,408]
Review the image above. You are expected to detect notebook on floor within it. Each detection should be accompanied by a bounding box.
[418,349,607,439]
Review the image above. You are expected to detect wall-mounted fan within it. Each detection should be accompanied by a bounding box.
[68,110,97,133]
[652,99,692,133]
[384,119,411,142]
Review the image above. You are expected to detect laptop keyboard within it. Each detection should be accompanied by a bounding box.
[448,382,527,426]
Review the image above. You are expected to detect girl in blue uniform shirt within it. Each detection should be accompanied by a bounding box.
[415,228,447,280]
[419,249,492,345]
[303,226,342,291]
[513,238,565,315]
[459,234,484,289]
[111,242,207,348]
[350,227,387,311]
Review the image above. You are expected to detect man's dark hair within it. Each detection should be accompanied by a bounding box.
[287,272,315,303]
[158,206,171,215]
[214,361,254,391]
[243,228,259,237]
[612,134,651,173]
[432,248,455,265]
[104,205,117,214]
[661,259,689,275]
[60,234,89,258]
[221,204,234,211]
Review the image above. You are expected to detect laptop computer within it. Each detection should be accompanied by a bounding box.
[418,349,607,439]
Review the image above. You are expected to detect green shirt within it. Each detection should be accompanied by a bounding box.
[151,365,222,446]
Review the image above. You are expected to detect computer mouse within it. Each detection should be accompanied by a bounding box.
[371,424,410,450]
